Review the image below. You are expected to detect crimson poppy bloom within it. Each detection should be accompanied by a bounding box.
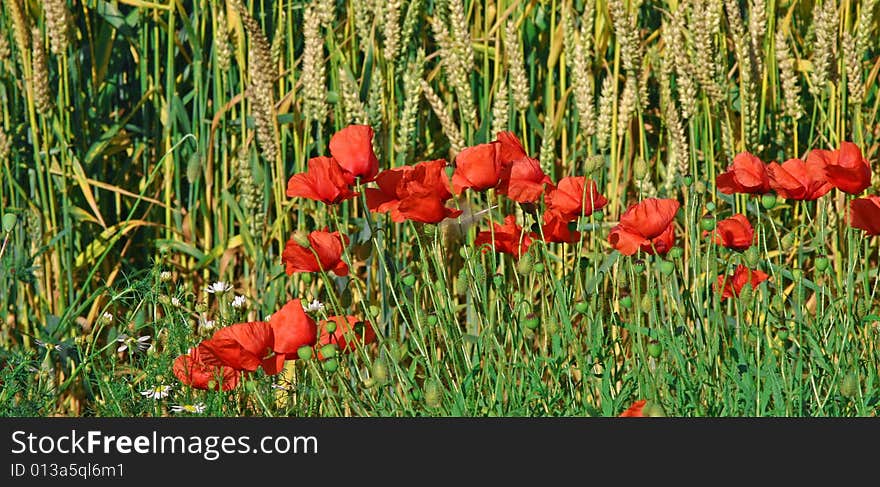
[619,400,647,417]
[452,142,503,194]
[716,152,771,194]
[850,196,880,235]
[816,142,872,194]
[493,132,552,203]
[365,159,463,223]
[270,299,318,359]
[767,156,833,201]
[541,211,580,244]
[317,316,377,356]
[715,265,770,300]
[496,131,529,162]
[329,124,380,183]
[198,321,283,375]
[545,177,608,221]
[286,156,358,204]
[474,215,535,259]
[608,198,680,255]
[282,230,349,276]
[706,214,754,251]
[173,347,240,391]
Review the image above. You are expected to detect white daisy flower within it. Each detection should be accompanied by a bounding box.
[98,312,114,325]
[170,403,206,414]
[117,334,152,353]
[205,281,233,295]
[305,299,324,313]
[171,296,181,307]
[159,271,173,282]
[34,339,62,351]
[200,319,215,331]
[231,295,247,309]
[140,385,172,400]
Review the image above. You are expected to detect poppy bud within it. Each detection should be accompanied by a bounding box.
[839,371,859,398]
[325,320,337,334]
[744,246,760,267]
[296,345,313,361]
[533,263,545,274]
[693,181,707,193]
[776,326,789,341]
[523,314,540,330]
[633,157,648,180]
[322,358,339,373]
[619,295,633,309]
[640,294,653,314]
[738,282,753,302]
[2,213,16,233]
[815,257,829,272]
[761,193,777,210]
[584,155,605,175]
[390,341,409,362]
[780,232,796,250]
[658,260,675,276]
[292,230,311,249]
[682,174,693,186]
[371,357,389,384]
[574,301,589,313]
[426,315,438,326]
[516,253,534,275]
[424,379,442,408]
[647,340,662,358]
[369,305,381,318]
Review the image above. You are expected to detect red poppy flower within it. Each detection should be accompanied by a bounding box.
[173,347,240,391]
[545,177,608,221]
[541,211,579,244]
[608,198,680,255]
[706,214,754,251]
[716,152,771,194]
[329,124,380,183]
[286,156,358,205]
[282,230,349,276]
[316,316,377,357]
[715,265,770,300]
[619,399,647,417]
[365,159,463,223]
[474,215,535,259]
[850,195,880,235]
[197,321,282,374]
[818,142,872,194]
[767,156,833,201]
[270,299,318,359]
[452,142,503,194]
[493,132,552,203]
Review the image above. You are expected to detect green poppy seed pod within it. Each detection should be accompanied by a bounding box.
[321,358,339,373]
[533,263,545,274]
[516,253,534,275]
[668,247,683,260]
[619,295,633,309]
[402,274,417,287]
[2,213,16,233]
[744,246,760,267]
[633,157,648,181]
[705,201,716,212]
[292,230,311,248]
[632,260,645,274]
[682,174,693,186]
[840,371,859,398]
[424,379,442,408]
[324,320,337,334]
[815,257,829,273]
[296,345,313,361]
[369,305,381,318]
[647,340,662,358]
[700,214,716,232]
[371,357,389,384]
[523,314,540,330]
[658,260,675,276]
[761,193,777,210]
[426,315,438,326]
[320,344,339,359]
[574,301,589,314]
[300,273,312,284]
[776,326,789,341]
